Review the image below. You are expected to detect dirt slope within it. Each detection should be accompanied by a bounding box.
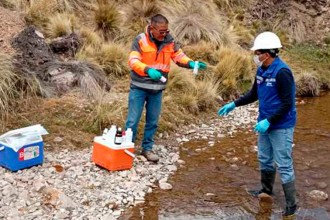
[0,6,25,55]
[248,0,330,43]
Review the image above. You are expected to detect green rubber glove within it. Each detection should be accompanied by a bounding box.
[188,61,207,70]
[217,102,236,116]
[147,68,162,80]
[254,119,270,133]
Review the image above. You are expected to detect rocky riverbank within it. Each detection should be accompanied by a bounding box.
[0,105,258,219]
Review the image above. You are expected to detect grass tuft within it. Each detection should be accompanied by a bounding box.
[46,13,76,38]
[76,42,129,78]
[0,53,18,114]
[164,1,235,46]
[296,72,321,97]
[212,46,253,97]
[94,0,121,40]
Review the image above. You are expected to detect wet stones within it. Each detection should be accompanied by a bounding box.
[308,190,328,201]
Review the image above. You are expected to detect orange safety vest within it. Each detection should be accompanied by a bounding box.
[128,26,191,90]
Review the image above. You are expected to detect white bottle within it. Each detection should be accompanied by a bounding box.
[193,61,199,75]
[107,125,117,144]
[160,76,167,83]
[103,128,108,136]
[125,128,133,144]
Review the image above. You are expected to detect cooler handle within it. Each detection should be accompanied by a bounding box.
[0,146,4,151]
[124,149,135,158]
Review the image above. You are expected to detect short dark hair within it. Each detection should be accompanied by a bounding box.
[151,14,168,25]
[258,48,279,58]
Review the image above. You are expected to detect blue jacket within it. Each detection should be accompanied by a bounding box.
[257,57,296,129]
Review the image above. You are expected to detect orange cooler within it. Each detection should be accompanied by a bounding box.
[92,136,135,171]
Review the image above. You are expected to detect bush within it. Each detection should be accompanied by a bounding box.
[79,27,103,47]
[296,72,321,97]
[24,0,59,28]
[183,41,218,65]
[164,0,236,46]
[212,46,253,97]
[94,0,121,40]
[46,13,76,38]
[77,42,129,78]
[121,0,160,42]
[0,53,18,114]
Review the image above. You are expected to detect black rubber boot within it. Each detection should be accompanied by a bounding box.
[282,181,298,219]
[248,170,276,197]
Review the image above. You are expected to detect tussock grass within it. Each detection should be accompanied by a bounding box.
[0,53,17,114]
[94,0,121,40]
[183,41,218,65]
[166,66,219,114]
[84,97,127,133]
[24,0,59,28]
[77,42,129,78]
[121,0,160,42]
[213,0,252,10]
[46,13,76,38]
[164,0,236,46]
[213,46,253,97]
[296,72,321,97]
[79,28,103,47]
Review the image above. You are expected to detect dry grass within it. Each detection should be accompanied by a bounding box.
[76,42,129,78]
[183,41,219,65]
[213,0,252,10]
[0,53,18,114]
[94,0,121,40]
[296,72,321,97]
[46,13,76,38]
[84,97,127,133]
[79,27,103,47]
[212,46,253,97]
[164,0,236,46]
[24,0,59,28]
[121,0,160,42]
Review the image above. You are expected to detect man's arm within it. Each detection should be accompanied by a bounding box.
[128,36,149,76]
[267,68,295,124]
[234,79,258,107]
[171,42,192,68]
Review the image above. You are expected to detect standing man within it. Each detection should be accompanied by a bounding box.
[218,32,297,218]
[126,14,207,162]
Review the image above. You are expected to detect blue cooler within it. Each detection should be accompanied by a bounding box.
[0,125,47,172]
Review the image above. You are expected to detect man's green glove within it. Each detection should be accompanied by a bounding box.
[147,68,162,80]
[218,102,236,116]
[254,119,270,133]
[188,61,207,70]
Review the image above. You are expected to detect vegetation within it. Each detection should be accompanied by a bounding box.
[1,0,329,144]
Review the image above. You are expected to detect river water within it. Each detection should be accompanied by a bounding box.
[120,93,330,220]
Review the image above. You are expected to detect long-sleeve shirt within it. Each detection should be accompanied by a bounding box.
[234,68,295,124]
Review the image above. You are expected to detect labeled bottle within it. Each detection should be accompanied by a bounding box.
[160,76,167,83]
[193,61,199,75]
[125,128,133,143]
[114,127,123,145]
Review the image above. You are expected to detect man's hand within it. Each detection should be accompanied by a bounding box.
[147,68,162,80]
[254,119,270,133]
[217,102,236,116]
[188,61,207,70]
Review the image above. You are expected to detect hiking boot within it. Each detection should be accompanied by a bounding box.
[142,151,159,162]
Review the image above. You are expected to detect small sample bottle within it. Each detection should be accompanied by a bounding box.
[125,128,133,143]
[160,76,167,83]
[108,125,117,144]
[193,61,199,75]
[114,127,123,145]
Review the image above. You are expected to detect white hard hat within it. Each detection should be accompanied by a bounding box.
[251,32,282,51]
